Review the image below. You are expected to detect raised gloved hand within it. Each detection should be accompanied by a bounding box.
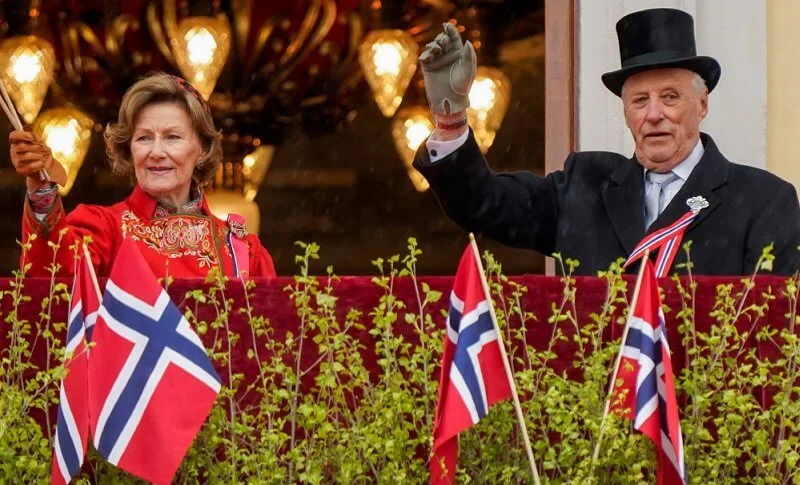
[419,22,476,117]
[9,130,67,191]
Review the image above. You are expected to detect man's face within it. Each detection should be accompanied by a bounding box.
[622,68,708,172]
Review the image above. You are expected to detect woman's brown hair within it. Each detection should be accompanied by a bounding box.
[104,72,222,188]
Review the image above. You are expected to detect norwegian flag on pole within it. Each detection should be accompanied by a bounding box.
[612,260,686,484]
[51,249,99,485]
[88,237,221,485]
[431,245,513,484]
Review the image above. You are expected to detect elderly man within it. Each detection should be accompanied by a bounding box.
[414,8,800,275]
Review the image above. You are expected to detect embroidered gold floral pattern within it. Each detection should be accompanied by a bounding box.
[121,210,223,268]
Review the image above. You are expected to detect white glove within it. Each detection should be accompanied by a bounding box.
[419,23,477,116]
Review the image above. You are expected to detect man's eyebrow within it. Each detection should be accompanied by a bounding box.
[625,90,648,98]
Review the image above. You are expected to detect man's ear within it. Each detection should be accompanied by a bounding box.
[698,91,709,120]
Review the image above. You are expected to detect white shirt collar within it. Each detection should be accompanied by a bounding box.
[643,138,705,181]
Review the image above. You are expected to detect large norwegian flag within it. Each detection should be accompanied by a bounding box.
[88,237,221,485]
[51,250,100,485]
[431,245,513,484]
[612,260,686,484]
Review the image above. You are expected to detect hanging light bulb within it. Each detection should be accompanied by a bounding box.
[241,145,275,202]
[33,108,93,196]
[0,36,56,124]
[171,16,232,100]
[206,137,269,234]
[467,66,511,153]
[358,30,418,117]
[391,106,433,192]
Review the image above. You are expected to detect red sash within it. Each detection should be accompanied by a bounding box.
[624,210,698,277]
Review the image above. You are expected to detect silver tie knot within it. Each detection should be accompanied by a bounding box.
[646,170,679,186]
[645,170,679,228]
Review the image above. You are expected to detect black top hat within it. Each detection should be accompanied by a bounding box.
[601,8,721,97]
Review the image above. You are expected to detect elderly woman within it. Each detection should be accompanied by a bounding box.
[11,73,276,278]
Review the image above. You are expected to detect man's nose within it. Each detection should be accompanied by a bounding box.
[644,99,664,123]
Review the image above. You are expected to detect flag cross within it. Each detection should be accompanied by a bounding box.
[594,258,686,483]
[52,245,98,485]
[431,237,541,484]
[56,306,88,476]
[93,280,221,464]
[448,297,497,423]
[66,303,85,351]
[54,376,85,480]
[68,299,99,344]
[623,313,684,476]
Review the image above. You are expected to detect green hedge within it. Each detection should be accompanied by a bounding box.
[2,236,799,484]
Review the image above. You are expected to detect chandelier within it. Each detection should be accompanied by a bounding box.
[0,1,515,223]
[4,0,372,228]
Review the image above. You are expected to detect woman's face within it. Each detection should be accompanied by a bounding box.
[131,102,202,206]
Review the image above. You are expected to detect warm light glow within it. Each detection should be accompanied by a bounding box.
[404,120,432,151]
[372,42,402,76]
[172,16,231,100]
[186,27,217,66]
[391,106,433,192]
[11,51,43,83]
[206,191,260,234]
[45,122,80,158]
[469,78,498,114]
[0,36,56,124]
[33,108,93,196]
[241,145,275,201]
[358,30,418,117]
[467,66,511,153]
[207,143,273,231]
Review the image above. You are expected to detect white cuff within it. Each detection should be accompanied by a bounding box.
[425,129,469,163]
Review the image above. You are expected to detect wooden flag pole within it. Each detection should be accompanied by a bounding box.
[0,79,23,130]
[468,233,541,485]
[81,242,103,302]
[591,249,650,464]
[0,92,21,130]
[0,76,51,181]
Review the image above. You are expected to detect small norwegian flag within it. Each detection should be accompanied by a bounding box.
[612,260,686,484]
[88,238,221,485]
[431,245,513,484]
[51,248,100,485]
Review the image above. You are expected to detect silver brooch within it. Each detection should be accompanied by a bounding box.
[686,196,709,214]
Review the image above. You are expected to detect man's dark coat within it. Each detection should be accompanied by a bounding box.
[414,132,800,275]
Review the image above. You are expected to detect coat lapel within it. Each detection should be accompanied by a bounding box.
[647,134,728,235]
[601,157,646,255]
